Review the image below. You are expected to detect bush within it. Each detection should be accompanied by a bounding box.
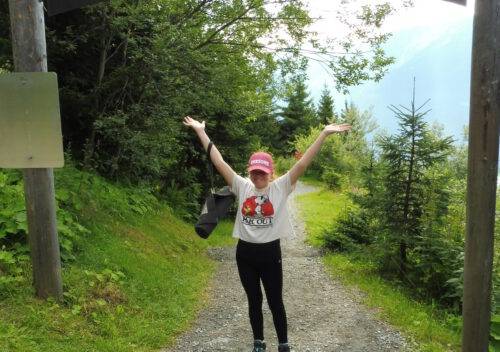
[490,315,500,351]
[322,228,356,252]
[408,234,464,307]
[293,126,364,189]
[274,156,296,176]
[0,248,26,293]
[321,166,344,190]
[162,180,202,222]
[323,208,372,252]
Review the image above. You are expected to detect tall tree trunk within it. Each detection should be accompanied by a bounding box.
[84,10,110,169]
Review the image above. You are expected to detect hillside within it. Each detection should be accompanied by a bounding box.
[0,163,234,352]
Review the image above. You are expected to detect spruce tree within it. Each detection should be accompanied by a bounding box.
[279,77,317,152]
[317,85,336,124]
[378,81,453,278]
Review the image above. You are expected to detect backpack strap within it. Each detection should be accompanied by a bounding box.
[206,141,215,192]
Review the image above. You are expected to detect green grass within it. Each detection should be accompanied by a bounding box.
[296,186,351,247]
[298,174,327,188]
[296,186,462,352]
[205,219,237,247]
[0,164,235,352]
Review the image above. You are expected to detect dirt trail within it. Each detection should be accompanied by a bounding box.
[162,182,409,352]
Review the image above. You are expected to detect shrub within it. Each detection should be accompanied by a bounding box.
[321,166,344,190]
[490,315,500,352]
[323,208,372,252]
[0,248,25,293]
[274,156,296,176]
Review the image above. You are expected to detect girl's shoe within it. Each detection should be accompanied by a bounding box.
[277,343,290,352]
[252,340,266,352]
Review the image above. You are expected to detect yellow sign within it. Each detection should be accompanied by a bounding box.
[0,72,64,168]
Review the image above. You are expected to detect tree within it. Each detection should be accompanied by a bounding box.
[378,82,453,277]
[278,76,317,152]
[317,85,336,124]
[292,101,374,189]
[0,0,407,215]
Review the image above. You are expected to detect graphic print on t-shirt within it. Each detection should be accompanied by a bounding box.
[241,195,275,227]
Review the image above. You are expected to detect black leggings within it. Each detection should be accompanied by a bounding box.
[236,239,288,344]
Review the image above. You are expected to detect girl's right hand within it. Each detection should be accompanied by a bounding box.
[183,116,205,131]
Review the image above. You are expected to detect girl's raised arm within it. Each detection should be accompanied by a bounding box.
[289,123,351,186]
[183,116,235,187]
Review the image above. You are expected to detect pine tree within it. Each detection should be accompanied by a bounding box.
[378,80,453,278]
[317,85,335,124]
[278,77,317,152]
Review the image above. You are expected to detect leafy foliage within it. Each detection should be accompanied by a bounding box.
[63,268,127,322]
[0,0,399,205]
[0,161,164,295]
[322,207,372,252]
[0,168,92,292]
[292,103,375,190]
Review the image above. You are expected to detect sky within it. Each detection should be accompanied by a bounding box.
[304,0,475,141]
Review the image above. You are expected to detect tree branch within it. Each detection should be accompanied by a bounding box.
[193,2,259,50]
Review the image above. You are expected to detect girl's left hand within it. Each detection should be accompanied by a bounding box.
[323,123,352,135]
[183,116,205,132]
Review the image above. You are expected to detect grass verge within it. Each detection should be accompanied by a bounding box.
[296,186,462,352]
[296,186,351,247]
[0,165,235,352]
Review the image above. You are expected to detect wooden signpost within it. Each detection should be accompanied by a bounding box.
[5,0,108,300]
[438,0,499,350]
[460,0,500,351]
[7,0,63,300]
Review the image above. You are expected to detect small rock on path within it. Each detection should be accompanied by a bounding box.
[162,182,408,352]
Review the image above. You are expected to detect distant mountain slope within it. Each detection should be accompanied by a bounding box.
[309,17,473,142]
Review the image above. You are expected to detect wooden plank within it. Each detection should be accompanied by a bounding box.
[8,0,63,300]
[47,0,106,16]
[462,0,500,351]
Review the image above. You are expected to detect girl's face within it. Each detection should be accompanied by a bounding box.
[249,169,272,189]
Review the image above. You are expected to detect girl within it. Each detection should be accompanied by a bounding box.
[183,116,351,352]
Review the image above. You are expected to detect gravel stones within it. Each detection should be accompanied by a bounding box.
[162,182,409,352]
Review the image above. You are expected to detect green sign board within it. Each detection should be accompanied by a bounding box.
[0,72,64,168]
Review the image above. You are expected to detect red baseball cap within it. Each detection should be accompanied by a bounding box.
[248,152,274,174]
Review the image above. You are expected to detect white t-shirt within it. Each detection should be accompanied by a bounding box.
[231,171,295,243]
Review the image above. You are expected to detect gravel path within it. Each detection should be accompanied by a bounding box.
[162,182,409,352]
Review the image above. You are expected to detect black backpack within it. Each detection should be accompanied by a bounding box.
[194,142,235,238]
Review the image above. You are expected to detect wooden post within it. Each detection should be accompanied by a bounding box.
[8,0,63,300]
[462,0,500,350]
